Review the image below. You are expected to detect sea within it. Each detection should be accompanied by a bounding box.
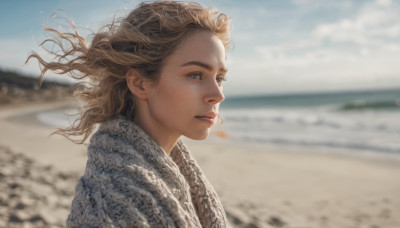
[38,88,400,156]
[218,88,400,155]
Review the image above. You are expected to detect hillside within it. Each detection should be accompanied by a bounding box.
[0,70,73,105]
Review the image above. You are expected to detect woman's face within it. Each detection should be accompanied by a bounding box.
[145,30,227,141]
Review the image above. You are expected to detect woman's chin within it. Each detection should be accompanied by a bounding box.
[184,130,210,141]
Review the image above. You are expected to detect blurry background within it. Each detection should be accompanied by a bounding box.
[1,0,400,228]
[1,0,400,153]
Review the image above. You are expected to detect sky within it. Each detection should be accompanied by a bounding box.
[1,0,400,96]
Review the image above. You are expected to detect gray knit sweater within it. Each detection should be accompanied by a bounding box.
[66,115,229,227]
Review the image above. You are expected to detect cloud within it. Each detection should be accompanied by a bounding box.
[224,0,400,95]
[291,0,353,11]
[313,0,400,45]
[376,0,392,7]
[0,39,34,70]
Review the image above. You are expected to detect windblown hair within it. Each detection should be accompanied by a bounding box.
[26,1,230,144]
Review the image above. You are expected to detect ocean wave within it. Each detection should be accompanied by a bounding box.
[340,99,400,111]
[219,107,400,154]
[37,109,79,128]
[222,108,400,134]
[230,135,400,154]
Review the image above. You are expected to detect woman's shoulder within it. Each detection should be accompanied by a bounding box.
[82,115,186,189]
[87,115,158,161]
[66,171,185,228]
[67,145,196,228]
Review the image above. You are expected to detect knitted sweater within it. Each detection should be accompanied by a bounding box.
[66,115,229,228]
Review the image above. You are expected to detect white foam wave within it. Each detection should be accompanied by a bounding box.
[37,108,79,129]
[220,107,400,154]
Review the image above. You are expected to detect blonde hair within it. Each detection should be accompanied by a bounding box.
[26,1,230,143]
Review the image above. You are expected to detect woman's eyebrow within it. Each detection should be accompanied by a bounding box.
[181,61,228,73]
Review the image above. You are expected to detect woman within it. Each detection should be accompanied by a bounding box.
[27,1,231,227]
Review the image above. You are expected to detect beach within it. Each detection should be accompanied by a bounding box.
[1,101,399,228]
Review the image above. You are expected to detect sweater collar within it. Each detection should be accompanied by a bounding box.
[98,114,184,158]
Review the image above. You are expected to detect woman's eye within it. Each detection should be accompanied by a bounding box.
[216,76,227,84]
[187,72,202,80]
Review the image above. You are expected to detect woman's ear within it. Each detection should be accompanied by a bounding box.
[126,68,148,100]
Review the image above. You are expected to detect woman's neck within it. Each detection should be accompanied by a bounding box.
[133,112,180,156]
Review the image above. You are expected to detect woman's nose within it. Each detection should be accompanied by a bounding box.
[203,81,225,104]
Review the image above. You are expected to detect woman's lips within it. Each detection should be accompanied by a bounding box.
[195,116,215,124]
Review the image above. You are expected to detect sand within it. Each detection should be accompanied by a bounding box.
[0,101,399,228]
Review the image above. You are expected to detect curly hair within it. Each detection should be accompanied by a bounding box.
[26,1,231,144]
